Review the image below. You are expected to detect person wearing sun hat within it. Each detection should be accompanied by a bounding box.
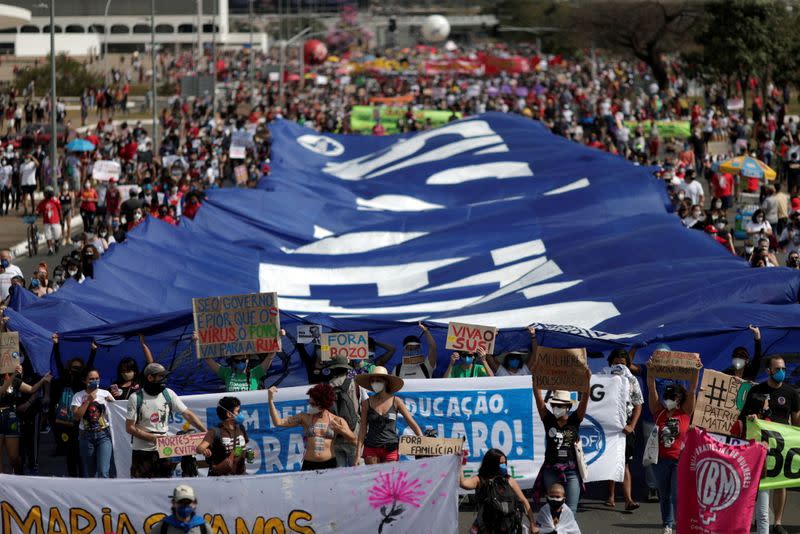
[533,368,592,516]
[353,366,422,465]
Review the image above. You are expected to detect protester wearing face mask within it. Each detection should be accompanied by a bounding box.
[743,357,800,534]
[354,367,421,465]
[724,325,762,380]
[787,251,800,269]
[196,330,282,391]
[127,207,145,232]
[318,355,363,467]
[79,179,99,232]
[70,367,115,478]
[535,482,580,534]
[445,345,494,378]
[51,332,96,477]
[533,378,591,515]
[460,448,534,533]
[646,360,699,534]
[0,362,51,474]
[151,485,212,534]
[110,334,154,400]
[351,337,395,375]
[125,363,207,478]
[489,325,537,376]
[393,322,437,379]
[681,204,706,230]
[746,208,773,238]
[602,348,643,511]
[268,384,355,471]
[65,259,84,284]
[197,396,251,476]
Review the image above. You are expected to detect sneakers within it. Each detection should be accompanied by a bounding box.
[662,527,672,534]
[772,525,788,534]
[648,488,660,502]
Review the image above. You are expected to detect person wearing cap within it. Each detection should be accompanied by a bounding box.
[533,370,592,515]
[393,322,438,380]
[646,357,699,534]
[492,325,537,377]
[354,367,421,465]
[268,383,355,471]
[150,485,212,534]
[125,362,206,478]
[445,345,494,378]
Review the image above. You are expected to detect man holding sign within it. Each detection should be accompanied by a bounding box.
[743,356,800,534]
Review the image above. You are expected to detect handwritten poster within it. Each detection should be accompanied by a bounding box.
[193,293,281,359]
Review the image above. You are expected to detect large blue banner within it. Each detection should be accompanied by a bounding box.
[8,113,800,392]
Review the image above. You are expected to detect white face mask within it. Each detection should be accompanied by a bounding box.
[551,406,568,418]
[307,404,320,415]
[371,381,385,393]
[133,212,142,221]
[732,357,746,370]
[68,269,78,276]
[663,399,678,411]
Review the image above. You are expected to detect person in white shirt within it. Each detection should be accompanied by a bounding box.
[0,158,11,215]
[761,185,779,226]
[393,322,438,379]
[18,153,38,216]
[125,363,206,478]
[679,170,704,207]
[71,368,115,478]
[488,325,537,377]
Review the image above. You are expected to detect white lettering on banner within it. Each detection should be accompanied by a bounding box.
[0,456,459,534]
[279,296,481,315]
[424,257,547,292]
[426,162,533,185]
[437,301,621,330]
[356,195,445,211]
[324,120,507,180]
[283,231,429,255]
[296,134,345,156]
[544,177,590,196]
[491,239,546,266]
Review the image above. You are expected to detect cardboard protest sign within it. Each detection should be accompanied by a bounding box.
[193,292,280,359]
[0,332,20,374]
[399,435,463,457]
[319,331,368,361]
[692,370,754,436]
[445,322,497,355]
[234,164,248,185]
[649,350,702,381]
[532,346,589,392]
[91,160,121,181]
[156,433,206,459]
[297,325,322,344]
[402,355,426,366]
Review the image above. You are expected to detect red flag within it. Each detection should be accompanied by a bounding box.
[677,428,766,533]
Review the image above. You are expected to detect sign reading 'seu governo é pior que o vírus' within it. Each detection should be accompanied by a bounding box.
[193,293,281,359]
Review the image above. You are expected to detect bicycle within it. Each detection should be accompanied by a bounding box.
[23,214,39,257]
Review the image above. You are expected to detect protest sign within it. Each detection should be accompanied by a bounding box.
[0,332,20,374]
[445,322,497,355]
[677,428,766,533]
[747,419,800,489]
[649,350,702,381]
[532,346,589,393]
[0,456,459,534]
[229,145,246,159]
[297,324,322,344]
[91,160,121,181]
[623,120,691,140]
[192,292,280,359]
[692,370,754,436]
[234,164,248,185]
[350,105,461,134]
[155,433,206,459]
[319,331,368,361]
[399,435,463,457]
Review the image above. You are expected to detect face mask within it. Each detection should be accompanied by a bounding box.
[610,363,629,376]
[143,381,166,395]
[677,193,685,200]
[84,182,91,189]
[507,358,521,370]
[745,246,754,255]
[371,381,385,393]
[732,357,746,370]
[308,404,320,415]
[133,212,142,221]
[31,278,40,288]
[175,504,194,520]
[99,231,107,237]
[462,356,474,366]
[1,259,8,268]
[547,497,565,516]
[693,211,702,218]
[87,379,100,391]
[121,371,135,381]
[498,464,508,476]
[68,269,78,276]
[232,361,247,373]
[772,369,786,383]
[757,217,764,223]
[551,406,568,418]
[663,399,678,411]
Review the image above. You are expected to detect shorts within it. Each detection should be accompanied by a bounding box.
[44,223,62,241]
[0,408,20,437]
[131,449,176,478]
[363,445,399,463]
[301,458,338,471]
[21,185,35,195]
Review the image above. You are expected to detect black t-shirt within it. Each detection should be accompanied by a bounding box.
[0,376,22,409]
[543,411,582,465]
[747,382,800,424]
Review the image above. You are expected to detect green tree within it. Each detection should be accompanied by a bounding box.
[14,54,103,97]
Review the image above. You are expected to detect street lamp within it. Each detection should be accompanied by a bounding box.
[34,1,58,194]
[150,0,158,155]
[103,0,112,74]
[279,26,310,108]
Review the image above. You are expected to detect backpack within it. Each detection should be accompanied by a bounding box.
[476,476,523,534]
[330,378,358,431]
[161,522,208,534]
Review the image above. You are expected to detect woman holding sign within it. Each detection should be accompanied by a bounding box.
[268,384,356,471]
[646,361,699,534]
[354,367,422,465]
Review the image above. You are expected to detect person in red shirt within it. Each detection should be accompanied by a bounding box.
[646,361,699,534]
[36,186,62,255]
[105,180,121,219]
[182,194,201,220]
[79,179,99,232]
[711,172,734,210]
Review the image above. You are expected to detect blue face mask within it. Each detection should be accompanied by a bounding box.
[232,361,247,373]
[87,379,100,391]
[507,358,521,370]
[234,413,245,424]
[463,356,474,366]
[0,259,8,269]
[498,464,508,476]
[772,369,786,383]
[176,504,194,520]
